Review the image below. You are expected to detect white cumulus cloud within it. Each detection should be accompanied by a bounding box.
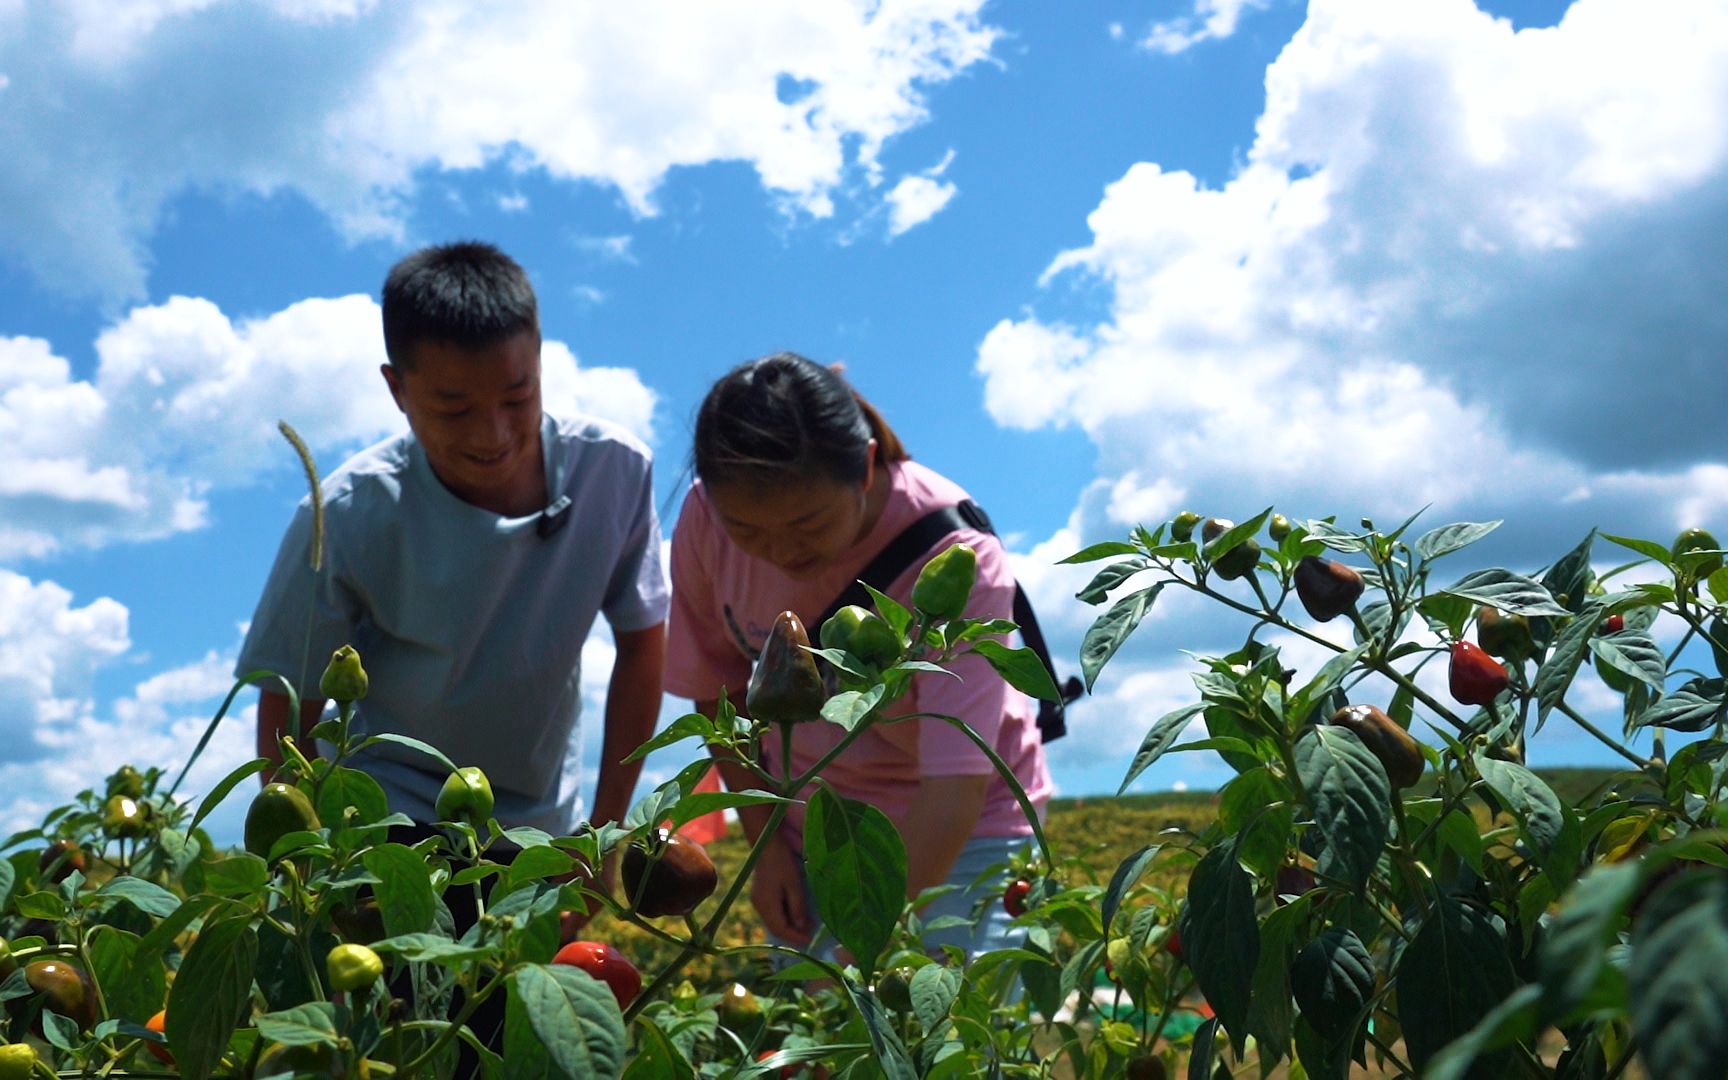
[984,0,1728,546]
[0,0,999,301]
[1143,0,1275,54]
[886,150,959,236]
[1,295,658,560]
[0,570,129,755]
[982,0,1728,775]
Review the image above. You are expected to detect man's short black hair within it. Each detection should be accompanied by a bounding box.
[381,242,539,369]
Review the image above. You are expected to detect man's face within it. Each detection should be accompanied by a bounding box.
[381,330,545,516]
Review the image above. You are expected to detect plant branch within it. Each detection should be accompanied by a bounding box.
[1554,700,1655,771]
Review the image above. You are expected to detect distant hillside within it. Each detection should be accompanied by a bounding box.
[1051,766,1635,814]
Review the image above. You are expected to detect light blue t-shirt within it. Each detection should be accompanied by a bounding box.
[236,412,669,834]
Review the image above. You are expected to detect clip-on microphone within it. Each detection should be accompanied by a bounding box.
[537,495,572,539]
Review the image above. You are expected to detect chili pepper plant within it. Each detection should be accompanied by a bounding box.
[3,424,1727,1078]
[1063,508,1728,1079]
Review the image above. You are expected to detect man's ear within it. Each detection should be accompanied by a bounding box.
[380,363,406,412]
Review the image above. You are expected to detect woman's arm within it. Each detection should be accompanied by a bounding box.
[902,773,991,898]
[698,698,817,945]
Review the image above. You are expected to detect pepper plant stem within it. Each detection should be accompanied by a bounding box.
[1554,700,1656,771]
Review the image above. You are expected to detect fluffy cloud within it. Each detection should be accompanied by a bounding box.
[0,570,129,757]
[986,0,1728,781]
[0,569,252,840]
[1142,0,1276,54]
[886,150,959,236]
[1,296,657,560]
[983,0,1728,544]
[0,0,998,301]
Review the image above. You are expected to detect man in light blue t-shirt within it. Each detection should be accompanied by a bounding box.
[236,242,668,839]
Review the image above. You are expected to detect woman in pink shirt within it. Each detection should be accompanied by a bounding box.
[665,352,1053,961]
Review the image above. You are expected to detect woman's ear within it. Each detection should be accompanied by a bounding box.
[861,439,879,492]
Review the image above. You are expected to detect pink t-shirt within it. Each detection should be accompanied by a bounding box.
[665,460,1053,839]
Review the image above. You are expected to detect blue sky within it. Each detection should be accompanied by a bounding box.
[4,0,1725,840]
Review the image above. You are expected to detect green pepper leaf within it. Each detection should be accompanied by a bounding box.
[1472,753,1579,881]
[1639,677,1727,732]
[362,733,459,774]
[363,843,437,938]
[88,928,165,1035]
[663,789,792,832]
[843,975,917,1080]
[1080,584,1164,692]
[804,786,907,980]
[93,875,180,918]
[822,686,887,731]
[1533,598,1608,722]
[1589,631,1667,694]
[1538,860,1641,1017]
[189,757,273,833]
[1181,836,1259,1055]
[969,640,1061,701]
[1117,703,1206,794]
[508,964,628,1080]
[1076,558,1149,605]
[1601,532,1673,564]
[166,909,258,1080]
[1058,541,1142,564]
[1438,569,1569,617]
[1396,896,1518,1077]
[623,712,717,763]
[1294,726,1390,892]
[1414,521,1502,562]
[255,1002,340,1047]
[1541,530,1597,614]
[1100,844,1163,935]
[1629,869,1728,1080]
[317,766,389,830]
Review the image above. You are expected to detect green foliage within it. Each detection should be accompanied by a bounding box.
[1060,509,1728,1079]
[10,505,1728,1079]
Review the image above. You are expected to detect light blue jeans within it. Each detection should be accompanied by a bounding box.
[773,832,1032,966]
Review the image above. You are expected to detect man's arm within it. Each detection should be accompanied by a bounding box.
[587,622,667,830]
[257,690,327,783]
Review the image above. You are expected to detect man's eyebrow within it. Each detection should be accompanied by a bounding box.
[431,373,534,401]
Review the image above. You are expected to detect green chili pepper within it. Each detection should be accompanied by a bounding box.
[819,605,902,669]
[436,766,496,826]
[911,543,977,621]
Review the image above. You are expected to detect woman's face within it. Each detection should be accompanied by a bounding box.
[706,466,876,580]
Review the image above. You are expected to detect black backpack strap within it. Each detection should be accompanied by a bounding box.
[815,500,1081,742]
[1013,584,1082,743]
